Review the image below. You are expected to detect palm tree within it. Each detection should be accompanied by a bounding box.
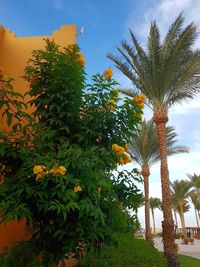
[170,180,192,238]
[188,173,200,194]
[188,173,200,223]
[149,197,161,235]
[108,14,200,266]
[129,120,188,243]
[189,191,200,227]
[171,194,179,228]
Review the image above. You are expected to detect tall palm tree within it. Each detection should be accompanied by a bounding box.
[129,120,188,243]
[170,180,192,238]
[189,191,200,227]
[108,14,200,266]
[149,197,161,235]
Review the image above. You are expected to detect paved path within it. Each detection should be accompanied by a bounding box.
[154,237,200,260]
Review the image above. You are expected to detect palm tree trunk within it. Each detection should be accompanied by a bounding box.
[151,208,156,235]
[153,113,179,267]
[179,204,186,238]
[194,208,199,227]
[173,208,178,228]
[141,166,152,243]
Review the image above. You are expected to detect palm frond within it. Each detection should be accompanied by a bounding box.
[128,121,188,168]
[108,13,200,111]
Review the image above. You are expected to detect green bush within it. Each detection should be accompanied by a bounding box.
[76,234,167,267]
[0,40,143,264]
[0,241,44,267]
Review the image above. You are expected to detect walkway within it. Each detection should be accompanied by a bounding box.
[154,237,200,260]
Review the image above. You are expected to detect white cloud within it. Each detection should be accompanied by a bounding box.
[127,0,200,43]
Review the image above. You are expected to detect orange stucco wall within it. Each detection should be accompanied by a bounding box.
[0,24,76,96]
[0,24,77,251]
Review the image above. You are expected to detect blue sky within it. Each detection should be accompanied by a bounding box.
[1,0,200,229]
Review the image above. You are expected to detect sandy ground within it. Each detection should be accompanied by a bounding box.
[154,237,200,259]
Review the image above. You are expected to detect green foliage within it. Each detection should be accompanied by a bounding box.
[179,255,200,267]
[76,234,167,267]
[0,69,32,143]
[0,40,143,264]
[24,40,85,137]
[0,241,45,267]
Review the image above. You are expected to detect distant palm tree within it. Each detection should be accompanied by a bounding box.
[108,13,200,266]
[129,120,188,242]
[171,194,179,228]
[188,173,200,223]
[176,201,190,237]
[149,197,161,235]
[189,191,200,227]
[170,180,192,237]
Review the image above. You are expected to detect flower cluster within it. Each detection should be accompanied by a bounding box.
[74,185,82,192]
[66,44,85,66]
[50,166,67,176]
[106,99,115,111]
[112,144,131,165]
[74,52,86,66]
[133,93,146,109]
[33,165,67,181]
[103,68,113,80]
[112,144,125,154]
[119,153,132,165]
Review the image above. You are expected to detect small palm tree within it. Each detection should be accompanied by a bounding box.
[129,120,188,242]
[188,173,200,224]
[189,191,200,227]
[108,14,200,266]
[188,173,200,194]
[170,180,192,237]
[149,197,161,235]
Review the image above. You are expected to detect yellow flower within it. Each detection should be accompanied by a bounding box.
[103,68,113,80]
[112,144,125,154]
[124,144,129,152]
[133,94,146,109]
[36,172,45,181]
[58,166,67,175]
[119,153,132,165]
[33,165,45,174]
[50,167,58,176]
[74,185,82,192]
[75,52,86,66]
[50,166,67,176]
[107,106,116,112]
[140,93,146,100]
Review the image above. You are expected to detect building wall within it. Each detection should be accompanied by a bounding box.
[0,24,77,250]
[0,24,76,96]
